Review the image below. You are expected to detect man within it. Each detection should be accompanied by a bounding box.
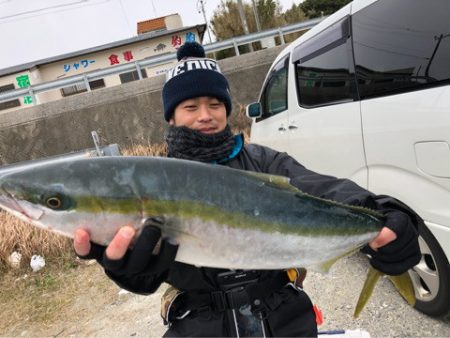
[74,42,421,337]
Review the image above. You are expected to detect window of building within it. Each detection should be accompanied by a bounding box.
[0,84,21,111]
[293,17,357,107]
[258,56,289,122]
[61,79,106,97]
[352,0,450,99]
[119,69,148,84]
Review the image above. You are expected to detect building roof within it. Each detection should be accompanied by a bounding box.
[0,24,206,77]
[137,17,167,34]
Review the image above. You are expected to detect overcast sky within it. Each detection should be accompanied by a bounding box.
[0,0,300,70]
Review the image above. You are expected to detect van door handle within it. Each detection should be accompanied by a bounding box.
[288,123,298,130]
[278,124,287,132]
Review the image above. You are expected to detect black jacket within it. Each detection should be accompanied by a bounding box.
[111,144,421,337]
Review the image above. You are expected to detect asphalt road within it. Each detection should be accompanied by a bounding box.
[305,253,450,337]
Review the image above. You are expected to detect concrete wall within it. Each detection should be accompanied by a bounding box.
[0,45,286,165]
[0,70,34,108]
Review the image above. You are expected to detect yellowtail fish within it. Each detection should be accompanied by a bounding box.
[0,156,415,317]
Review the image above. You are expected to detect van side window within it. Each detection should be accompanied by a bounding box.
[258,56,289,121]
[293,17,357,107]
[353,0,450,99]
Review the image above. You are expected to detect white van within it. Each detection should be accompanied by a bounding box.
[247,0,449,316]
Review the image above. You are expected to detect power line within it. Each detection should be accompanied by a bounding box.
[0,0,89,20]
[151,0,157,17]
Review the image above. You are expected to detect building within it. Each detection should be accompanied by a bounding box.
[0,14,205,113]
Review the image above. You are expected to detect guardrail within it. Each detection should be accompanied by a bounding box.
[0,17,324,104]
[0,131,121,174]
[0,144,121,175]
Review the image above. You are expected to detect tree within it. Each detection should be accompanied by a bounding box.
[300,0,352,18]
[256,0,283,30]
[282,3,306,25]
[210,0,284,40]
[211,1,243,40]
[281,4,307,43]
[210,0,285,58]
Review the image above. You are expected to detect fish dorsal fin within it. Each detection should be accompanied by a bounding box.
[295,189,385,220]
[246,171,384,220]
[244,171,300,192]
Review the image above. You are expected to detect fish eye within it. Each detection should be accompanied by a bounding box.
[46,196,62,209]
[42,192,72,210]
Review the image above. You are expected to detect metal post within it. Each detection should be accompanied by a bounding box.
[83,74,91,91]
[28,88,37,106]
[233,39,240,56]
[135,62,143,80]
[278,28,285,45]
[91,131,104,156]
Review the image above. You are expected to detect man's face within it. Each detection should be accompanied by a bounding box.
[170,96,227,134]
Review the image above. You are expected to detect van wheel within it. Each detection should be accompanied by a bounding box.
[408,223,450,316]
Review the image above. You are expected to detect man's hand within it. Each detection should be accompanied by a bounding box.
[369,226,397,251]
[74,226,135,260]
[362,212,421,275]
[73,219,178,287]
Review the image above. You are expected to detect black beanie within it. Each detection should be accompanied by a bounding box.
[162,42,232,122]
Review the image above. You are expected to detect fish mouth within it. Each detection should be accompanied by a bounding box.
[0,186,44,221]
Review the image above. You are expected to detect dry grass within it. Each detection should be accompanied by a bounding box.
[121,141,168,157]
[0,213,114,334]
[0,265,78,332]
[0,211,74,272]
[0,262,117,335]
[229,102,253,136]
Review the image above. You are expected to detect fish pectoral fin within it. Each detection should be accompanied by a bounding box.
[353,266,383,318]
[318,247,360,274]
[388,273,416,306]
[318,257,340,273]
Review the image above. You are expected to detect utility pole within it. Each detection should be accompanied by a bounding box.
[425,34,450,78]
[236,0,253,51]
[197,0,213,44]
[251,0,261,32]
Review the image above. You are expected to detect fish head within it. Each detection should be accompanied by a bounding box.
[0,158,146,243]
[0,161,94,235]
[0,176,76,225]
[0,158,135,218]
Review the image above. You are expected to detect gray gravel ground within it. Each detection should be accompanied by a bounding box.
[305,253,450,337]
[69,253,449,338]
[24,253,449,338]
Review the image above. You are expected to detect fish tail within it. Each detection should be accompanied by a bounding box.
[353,267,416,318]
[353,266,383,318]
[388,272,416,306]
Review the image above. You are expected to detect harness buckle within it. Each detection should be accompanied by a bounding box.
[225,286,250,309]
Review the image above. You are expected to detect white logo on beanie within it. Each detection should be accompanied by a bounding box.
[166,58,222,81]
